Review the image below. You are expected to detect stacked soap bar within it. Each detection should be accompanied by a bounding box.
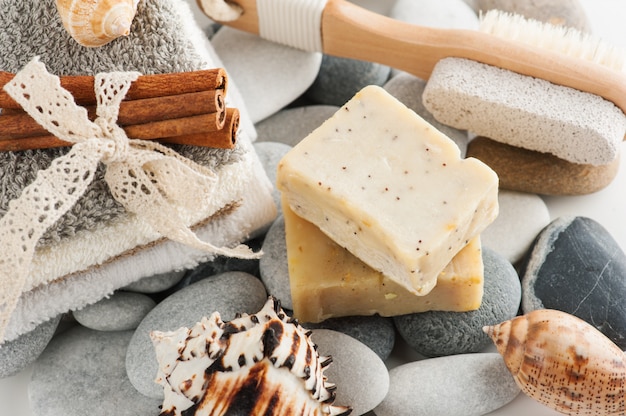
[283,200,484,323]
[278,85,498,298]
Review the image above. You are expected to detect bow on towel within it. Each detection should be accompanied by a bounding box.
[0,58,259,344]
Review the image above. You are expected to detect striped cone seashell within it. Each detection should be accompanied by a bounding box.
[484,309,626,415]
[55,0,140,47]
[150,296,352,416]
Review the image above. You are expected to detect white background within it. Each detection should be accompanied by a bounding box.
[2,0,626,415]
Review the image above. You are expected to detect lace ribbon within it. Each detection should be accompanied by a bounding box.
[0,58,259,344]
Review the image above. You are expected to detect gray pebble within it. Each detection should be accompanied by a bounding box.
[253,142,292,216]
[375,353,520,416]
[305,55,390,106]
[30,326,161,416]
[520,216,626,348]
[383,73,469,156]
[126,271,267,398]
[0,315,61,378]
[394,247,521,357]
[122,270,186,294]
[255,105,340,146]
[259,215,292,309]
[73,292,156,332]
[312,329,389,415]
[303,315,396,361]
[481,189,550,264]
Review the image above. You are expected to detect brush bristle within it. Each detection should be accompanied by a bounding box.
[479,10,625,72]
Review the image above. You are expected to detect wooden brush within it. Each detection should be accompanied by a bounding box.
[197,0,626,114]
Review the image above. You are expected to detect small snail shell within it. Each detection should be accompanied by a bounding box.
[484,309,626,416]
[55,0,140,47]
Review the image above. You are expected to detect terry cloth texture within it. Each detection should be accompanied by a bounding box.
[0,0,277,342]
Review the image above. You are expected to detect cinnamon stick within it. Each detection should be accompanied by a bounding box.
[160,108,240,149]
[0,90,225,140]
[0,68,228,110]
[123,112,226,140]
[0,108,239,151]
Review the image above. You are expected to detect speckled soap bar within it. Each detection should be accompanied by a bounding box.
[277,85,499,295]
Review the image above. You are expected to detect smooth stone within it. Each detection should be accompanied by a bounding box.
[122,270,186,294]
[253,141,292,216]
[520,216,626,348]
[475,0,592,31]
[0,315,61,378]
[383,72,469,156]
[312,329,389,415]
[303,315,396,361]
[467,136,621,195]
[30,326,161,416]
[305,55,390,106]
[481,189,551,264]
[394,247,521,357]
[126,271,267,398]
[375,353,520,416]
[211,27,322,123]
[390,0,479,29]
[255,105,340,146]
[73,292,156,332]
[259,215,292,309]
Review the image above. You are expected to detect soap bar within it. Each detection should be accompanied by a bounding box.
[277,85,498,295]
[283,200,484,323]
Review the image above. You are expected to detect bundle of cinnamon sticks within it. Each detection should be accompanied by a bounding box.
[0,68,239,152]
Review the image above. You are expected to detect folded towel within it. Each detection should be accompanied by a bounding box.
[0,0,277,343]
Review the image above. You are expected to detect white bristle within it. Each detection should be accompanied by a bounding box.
[479,10,626,72]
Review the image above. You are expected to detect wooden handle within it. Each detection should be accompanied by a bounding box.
[207,0,626,115]
[0,68,228,109]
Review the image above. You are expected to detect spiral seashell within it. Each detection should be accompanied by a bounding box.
[55,0,140,47]
[484,309,626,415]
[150,296,352,416]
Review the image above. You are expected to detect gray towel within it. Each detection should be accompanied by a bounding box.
[0,0,242,246]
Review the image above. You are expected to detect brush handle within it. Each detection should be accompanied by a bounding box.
[207,0,626,115]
